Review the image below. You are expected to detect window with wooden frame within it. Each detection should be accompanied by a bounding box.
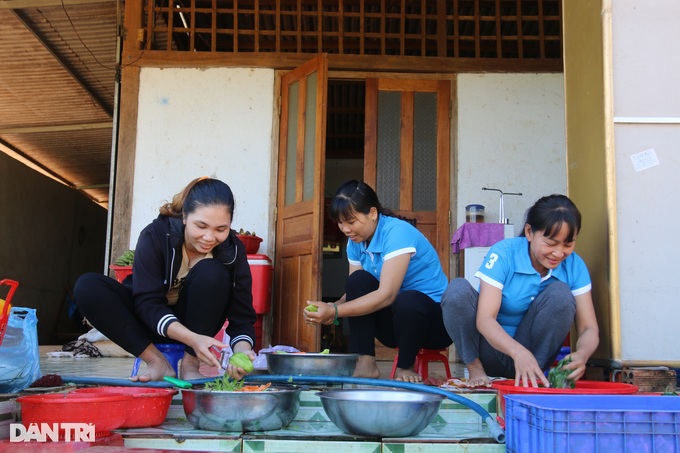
[140,0,562,60]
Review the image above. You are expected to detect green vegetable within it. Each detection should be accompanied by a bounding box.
[319,349,330,354]
[548,356,575,389]
[204,375,245,391]
[304,305,318,312]
[114,249,135,266]
[229,352,254,372]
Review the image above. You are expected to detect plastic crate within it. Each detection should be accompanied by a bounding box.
[505,394,680,453]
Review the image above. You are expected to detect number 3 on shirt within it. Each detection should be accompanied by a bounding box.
[484,253,499,270]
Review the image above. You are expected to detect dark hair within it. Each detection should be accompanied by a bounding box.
[524,194,581,243]
[159,177,235,219]
[328,180,398,223]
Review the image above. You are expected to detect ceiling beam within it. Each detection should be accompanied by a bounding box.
[0,139,106,204]
[0,0,114,9]
[0,138,76,189]
[0,122,112,134]
[12,9,114,117]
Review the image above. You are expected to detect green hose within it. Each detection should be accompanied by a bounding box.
[61,374,505,443]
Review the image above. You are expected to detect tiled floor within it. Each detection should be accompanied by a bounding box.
[12,346,506,452]
[39,345,466,381]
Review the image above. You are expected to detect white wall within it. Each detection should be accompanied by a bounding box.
[456,74,567,236]
[132,67,276,255]
[130,70,566,268]
[612,0,680,362]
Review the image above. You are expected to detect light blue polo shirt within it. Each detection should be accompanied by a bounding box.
[346,215,448,302]
[474,236,591,337]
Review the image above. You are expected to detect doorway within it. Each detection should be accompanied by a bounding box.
[319,78,452,353]
[272,56,451,352]
[320,80,366,351]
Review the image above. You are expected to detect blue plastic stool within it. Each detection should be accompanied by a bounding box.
[130,343,185,377]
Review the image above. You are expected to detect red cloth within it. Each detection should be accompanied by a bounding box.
[451,223,506,253]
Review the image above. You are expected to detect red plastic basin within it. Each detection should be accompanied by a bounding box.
[237,235,262,254]
[493,379,639,424]
[73,386,178,428]
[17,392,131,437]
[109,265,132,284]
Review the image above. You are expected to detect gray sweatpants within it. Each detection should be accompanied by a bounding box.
[440,278,576,378]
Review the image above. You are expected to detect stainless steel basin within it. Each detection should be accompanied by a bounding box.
[316,389,444,437]
[181,385,300,432]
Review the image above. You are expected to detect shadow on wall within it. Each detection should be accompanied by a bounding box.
[0,152,107,344]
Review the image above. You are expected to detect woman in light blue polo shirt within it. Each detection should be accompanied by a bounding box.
[441,195,599,388]
[303,180,452,382]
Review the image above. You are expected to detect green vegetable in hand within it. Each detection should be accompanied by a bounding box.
[229,352,254,372]
[304,305,318,312]
[114,249,135,266]
[548,356,575,389]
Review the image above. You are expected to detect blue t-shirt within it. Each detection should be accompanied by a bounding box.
[474,236,591,337]
[346,215,448,302]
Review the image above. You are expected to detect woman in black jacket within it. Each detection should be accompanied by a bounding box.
[75,177,257,382]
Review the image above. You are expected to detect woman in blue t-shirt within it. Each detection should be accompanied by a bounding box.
[441,194,599,388]
[303,180,452,382]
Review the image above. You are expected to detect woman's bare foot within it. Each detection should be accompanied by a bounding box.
[179,352,205,381]
[394,367,422,383]
[353,354,381,378]
[466,359,491,387]
[130,344,176,382]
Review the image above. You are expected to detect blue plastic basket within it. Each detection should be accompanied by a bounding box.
[505,394,680,453]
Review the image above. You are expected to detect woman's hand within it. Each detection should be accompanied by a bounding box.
[561,350,588,382]
[188,333,228,370]
[512,347,550,388]
[303,301,335,326]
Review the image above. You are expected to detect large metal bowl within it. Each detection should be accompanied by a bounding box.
[316,389,444,437]
[181,385,300,432]
[264,352,358,377]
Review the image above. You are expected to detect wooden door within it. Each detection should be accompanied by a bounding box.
[364,78,451,274]
[272,54,328,352]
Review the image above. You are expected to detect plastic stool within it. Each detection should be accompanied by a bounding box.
[131,343,184,377]
[390,348,452,381]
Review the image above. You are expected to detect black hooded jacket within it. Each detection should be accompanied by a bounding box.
[122,215,256,348]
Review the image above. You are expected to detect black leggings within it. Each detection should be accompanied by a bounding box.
[74,259,231,357]
[346,270,452,369]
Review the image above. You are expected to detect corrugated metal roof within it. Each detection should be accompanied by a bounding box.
[0,0,119,205]
[0,0,563,207]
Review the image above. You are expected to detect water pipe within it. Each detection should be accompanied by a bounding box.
[60,374,505,443]
[481,187,522,224]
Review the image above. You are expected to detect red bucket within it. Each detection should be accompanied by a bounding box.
[0,279,19,346]
[493,379,639,426]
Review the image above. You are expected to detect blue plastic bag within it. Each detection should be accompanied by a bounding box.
[0,307,41,393]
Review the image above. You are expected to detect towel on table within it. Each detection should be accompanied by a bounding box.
[451,223,506,253]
